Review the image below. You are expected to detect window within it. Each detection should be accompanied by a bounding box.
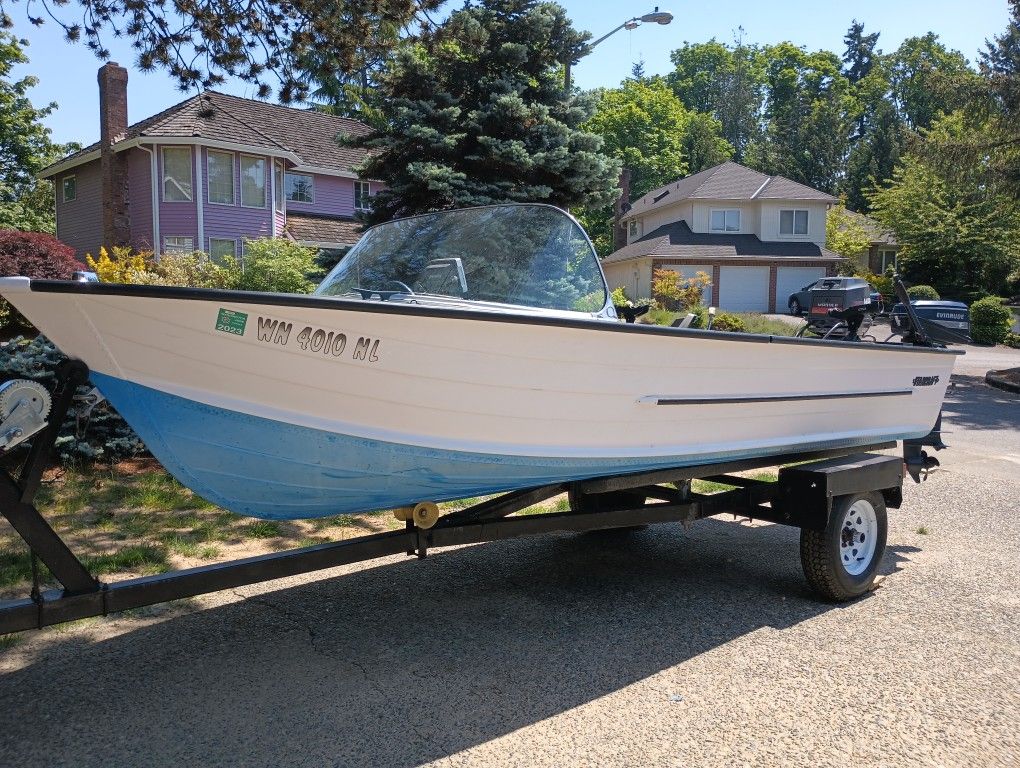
[162,147,193,202]
[207,150,235,205]
[354,180,371,212]
[240,154,266,208]
[274,164,285,213]
[710,209,740,232]
[779,209,809,235]
[285,173,314,203]
[209,238,237,264]
[62,176,76,202]
[164,236,194,254]
[628,220,640,238]
[879,249,898,273]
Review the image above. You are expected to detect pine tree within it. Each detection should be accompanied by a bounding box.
[842,20,880,85]
[356,0,620,224]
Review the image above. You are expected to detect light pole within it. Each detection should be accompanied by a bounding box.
[564,8,674,91]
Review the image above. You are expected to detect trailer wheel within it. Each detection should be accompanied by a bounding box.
[800,492,887,601]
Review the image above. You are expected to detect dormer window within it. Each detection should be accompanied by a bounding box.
[710,209,740,232]
[780,209,809,235]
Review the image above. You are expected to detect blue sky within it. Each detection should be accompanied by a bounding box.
[7,0,1014,146]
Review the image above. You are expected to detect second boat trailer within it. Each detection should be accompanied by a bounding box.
[0,359,937,635]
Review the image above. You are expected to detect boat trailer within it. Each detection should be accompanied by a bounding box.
[1,360,914,634]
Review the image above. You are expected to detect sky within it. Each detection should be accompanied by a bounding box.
[6,0,1014,147]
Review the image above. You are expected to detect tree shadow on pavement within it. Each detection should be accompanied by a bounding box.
[0,518,913,768]
[941,378,1018,432]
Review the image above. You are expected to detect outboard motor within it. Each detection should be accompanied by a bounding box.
[890,300,971,345]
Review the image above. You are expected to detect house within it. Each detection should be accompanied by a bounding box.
[40,63,376,262]
[603,161,843,313]
[842,209,900,275]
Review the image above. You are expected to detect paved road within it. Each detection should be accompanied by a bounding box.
[0,360,1017,767]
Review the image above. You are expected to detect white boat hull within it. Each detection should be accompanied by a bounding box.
[0,278,959,519]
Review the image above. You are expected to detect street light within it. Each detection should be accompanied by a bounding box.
[564,8,674,90]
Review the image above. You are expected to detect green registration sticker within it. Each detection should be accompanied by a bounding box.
[215,308,248,336]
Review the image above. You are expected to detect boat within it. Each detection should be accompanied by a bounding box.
[0,204,960,520]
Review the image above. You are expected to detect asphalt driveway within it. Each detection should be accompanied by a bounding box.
[0,354,1017,767]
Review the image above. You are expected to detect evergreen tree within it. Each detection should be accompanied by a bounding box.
[842,20,880,85]
[630,58,646,82]
[356,0,619,224]
[842,99,905,212]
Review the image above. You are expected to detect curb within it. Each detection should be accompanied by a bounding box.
[985,368,1020,394]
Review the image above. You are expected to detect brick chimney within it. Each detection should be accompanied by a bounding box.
[612,167,632,251]
[98,62,131,248]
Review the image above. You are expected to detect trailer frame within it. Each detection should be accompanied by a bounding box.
[0,360,907,634]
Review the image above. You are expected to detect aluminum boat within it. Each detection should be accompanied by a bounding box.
[0,204,959,519]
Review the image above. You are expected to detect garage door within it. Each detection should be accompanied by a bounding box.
[776,267,827,311]
[662,264,713,305]
[718,266,769,312]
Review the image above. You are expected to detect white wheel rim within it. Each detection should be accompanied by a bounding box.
[839,499,878,576]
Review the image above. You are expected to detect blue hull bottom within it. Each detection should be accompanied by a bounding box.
[93,373,891,520]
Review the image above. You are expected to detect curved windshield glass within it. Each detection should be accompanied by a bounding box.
[315,205,608,313]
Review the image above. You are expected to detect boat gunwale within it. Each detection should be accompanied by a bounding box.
[23,279,964,356]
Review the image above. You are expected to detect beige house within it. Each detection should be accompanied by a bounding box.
[842,209,900,275]
[603,162,843,313]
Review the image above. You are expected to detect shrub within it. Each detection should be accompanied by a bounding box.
[1004,332,1020,349]
[610,285,629,306]
[1,336,145,464]
[86,246,150,283]
[651,268,712,312]
[711,312,746,332]
[0,231,81,330]
[970,297,1013,345]
[907,284,940,300]
[864,272,894,300]
[135,251,236,289]
[233,239,320,294]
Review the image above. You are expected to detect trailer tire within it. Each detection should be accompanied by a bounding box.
[800,492,887,602]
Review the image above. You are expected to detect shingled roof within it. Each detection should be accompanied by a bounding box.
[285,213,364,247]
[622,161,836,222]
[41,91,372,178]
[603,220,842,265]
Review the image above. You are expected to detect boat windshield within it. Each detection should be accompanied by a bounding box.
[315,205,608,312]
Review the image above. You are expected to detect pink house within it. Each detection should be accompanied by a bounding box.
[41,63,377,262]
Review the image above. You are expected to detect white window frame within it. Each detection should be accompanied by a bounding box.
[779,209,809,236]
[285,172,315,204]
[161,147,194,203]
[628,220,640,238]
[207,150,236,206]
[879,249,898,273]
[163,236,194,254]
[710,208,741,232]
[239,154,267,209]
[62,175,76,203]
[354,180,371,212]
[208,237,237,263]
[274,163,285,213]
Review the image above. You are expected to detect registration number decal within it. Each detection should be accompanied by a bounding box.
[215,308,248,336]
[255,316,380,363]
